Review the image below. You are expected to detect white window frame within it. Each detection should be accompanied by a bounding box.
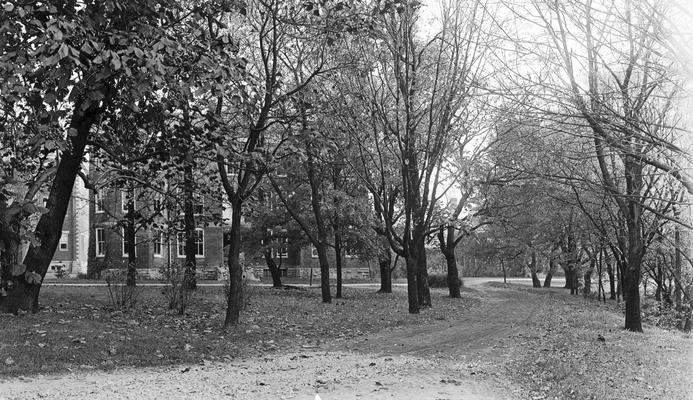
[194,197,204,215]
[59,231,69,251]
[177,229,204,258]
[95,228,105,257]
[94,192,104,213]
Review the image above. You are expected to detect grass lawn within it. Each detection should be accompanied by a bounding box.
[0,283,479,377]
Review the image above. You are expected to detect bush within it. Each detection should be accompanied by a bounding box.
[159,263,193,315]
[76,272,88,280]
[641,297,692,331]
[54,265,68,279]
[428,274,448,288]
[104,269,139,310]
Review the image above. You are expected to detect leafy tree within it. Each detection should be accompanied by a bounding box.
[215,0,360,324]
[0,0,188,312]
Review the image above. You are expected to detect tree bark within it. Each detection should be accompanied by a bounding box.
[306,149,331,304]
[224,200,244,327]
[125,194,137,287]
[622,157,644,332]
[583,270,592,295]
[377,240,392,293]
[501,258,507,283]
[438,225,461,298]
[674,222,682,308]
[607,261,616,300]
[445,249,462,298]
[530,251,541,288]
[334,231,343,299]
[405,255,419,313]
[414,231,431,307]
[543,259,556,287]
[1,102,101,313]
[263,248,282,288]
[183,160,196,290]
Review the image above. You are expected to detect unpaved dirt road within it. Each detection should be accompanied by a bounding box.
[1,281,536,400]
[4,280,689,400]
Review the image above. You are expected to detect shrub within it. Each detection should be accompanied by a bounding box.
[54,265,68,279]
[159,263,193,315]
[104,269,139,310]
[428,274,448,288]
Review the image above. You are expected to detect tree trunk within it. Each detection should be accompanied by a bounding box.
[438,225,461,298]
[1,103,101,313]
[306,150,331,304]
[377,241,392,293]
[405,254,419,313]
[622,157,644,332]
[616,259,623,302]
[543,258,557,287]
[530,271,541,288]
[263,249,282,288]
[530,251,541,288]
[501,258,507,283]
[445,250,462,298]
[674,223,682,308]
[607,261,616,300]
[125,197,137,287]
[414,231,431,307]
[334,231,343,299]
[583,270,592,295]
[597,249,606,302]
[623,264,642,332]
[654,262,663,302]
[224,200,244,327]
[183,161,196,290]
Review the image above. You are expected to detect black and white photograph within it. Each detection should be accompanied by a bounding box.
[0,0,691,398]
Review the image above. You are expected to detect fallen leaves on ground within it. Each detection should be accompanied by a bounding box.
[0,285,477,377]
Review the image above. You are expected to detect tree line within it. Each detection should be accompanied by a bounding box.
[1,0,690,332]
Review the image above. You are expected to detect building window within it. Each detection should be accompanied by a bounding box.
[122,228,135,257]
[153,233,163,257]
[311,245,318,258]
[59,231,69,251]
[180,196,204,215]
[177,229,204,258]
[194,197,204,215]
[94,192,104,213]
[95,228,105,257]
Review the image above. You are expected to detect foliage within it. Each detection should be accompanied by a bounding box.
[427,274,448,289]
[54,265,67,279]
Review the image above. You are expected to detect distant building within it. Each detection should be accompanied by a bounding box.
[47,162,375,281]
[45,165,90,278]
